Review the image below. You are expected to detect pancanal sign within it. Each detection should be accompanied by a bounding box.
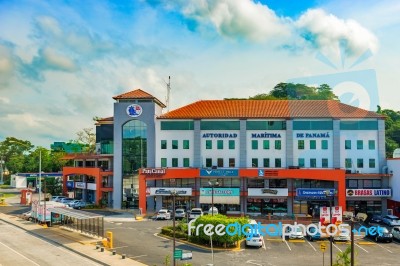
[346,189,391,197]
[142,168,166,175]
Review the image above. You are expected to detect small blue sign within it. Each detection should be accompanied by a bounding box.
[296,188,335,198]
[66,181,74,189]
[200,169,238,177]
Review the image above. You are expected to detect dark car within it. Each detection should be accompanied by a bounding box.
[368,226,393,243]
[307,226,324,241]
[368,214,383,224]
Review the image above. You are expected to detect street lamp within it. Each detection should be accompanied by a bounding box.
[208,180,219,216]
[170,189,178,266]
[325,190,334,266]
[0,157,5,185]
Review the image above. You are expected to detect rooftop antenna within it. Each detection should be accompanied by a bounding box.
[165,76,171,112]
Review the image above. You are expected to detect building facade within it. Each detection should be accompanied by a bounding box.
[63,89,392,216]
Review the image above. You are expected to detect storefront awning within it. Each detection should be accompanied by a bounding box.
[48,208,103,220]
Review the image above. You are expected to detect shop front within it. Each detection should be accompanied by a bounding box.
[294,188,336,218]
[247,188,288,216]
[199,187,240,215]
[346,188,391,215]
[148,187,194,211]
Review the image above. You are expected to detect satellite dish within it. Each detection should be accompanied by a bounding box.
[393,148,400,158]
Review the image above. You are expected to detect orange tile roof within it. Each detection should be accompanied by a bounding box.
[113,89,166,107]
[158,100,385,119]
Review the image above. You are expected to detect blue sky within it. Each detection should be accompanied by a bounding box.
[0,0,399,148]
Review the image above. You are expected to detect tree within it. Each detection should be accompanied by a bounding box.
[377,106,400,157]
[333,245,356,266]
[75,128,96,153]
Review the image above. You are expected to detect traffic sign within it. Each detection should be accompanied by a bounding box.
[320,243,327,252]
[174,249,182,259]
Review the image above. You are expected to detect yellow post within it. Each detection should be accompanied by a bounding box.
[107,231,113,249]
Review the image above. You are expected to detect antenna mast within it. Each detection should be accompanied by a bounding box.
[166,76,171,112]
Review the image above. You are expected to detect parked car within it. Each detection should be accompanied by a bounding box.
[59,198,74,204]
[285,226,304,240]
[306,225,328,241]
[21,211,33,221]
[156,209,171,220]
[368,214,383,224]
[333,224,351,242]
[189,208,203,219]
[245,231,263,248]
[368,226,393,243]
[51,196,67,202]
[390,226,400,241]
[382,215,400,226]
[174,209,186,220]
[208,207,218,215]
[68,200,87,209]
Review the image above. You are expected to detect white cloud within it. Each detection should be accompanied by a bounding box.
[42,47,77,71]
[295,9,379,57]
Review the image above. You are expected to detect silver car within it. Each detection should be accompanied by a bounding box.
[174,209,186,219]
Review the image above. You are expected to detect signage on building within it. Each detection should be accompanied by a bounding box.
[296,188,335,198]
[202,133,237,138]
[251,133,281,138]
[66,181,74,189]
[248,188,288,197]
[75,182,86,189]
[296,132,330,138]
[126,104,143,118]
[319,206,343,224]
[346,189,391,197]
[148,187,192,196]
[199,188,240,204]
[142,168,166,175]
[200,169,238,177]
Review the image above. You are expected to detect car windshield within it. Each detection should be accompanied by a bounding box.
[159,210,167,213]
[176,210,183,213]
[191,210,201,213]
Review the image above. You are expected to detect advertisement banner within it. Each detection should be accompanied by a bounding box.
[148,187,192,196]
[331,206,343,224]
[346,189,391,197]
[320,206,342,225]
[320,207,331,225]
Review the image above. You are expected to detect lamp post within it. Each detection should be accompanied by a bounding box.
[208,180,219,216]
[325,190,334,266]
[0,157,4,185]
[171,189,178,266]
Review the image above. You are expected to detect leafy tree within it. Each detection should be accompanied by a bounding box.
[42,177,63,196]
[333,245,356,266]
[377,106,400,157]
[75,128,96,153]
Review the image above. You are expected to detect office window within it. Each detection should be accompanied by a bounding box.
[322,158,328,168]
[345,158,352,168]
[183,158,190,167]
[368,140,375,150]
[310,140,316,150]
[217,158,224,167]
[205,158,212,167]
[275,140,281,150]
[229,140,235,149]
[357,140,363,150]
[298,140,304,150]
[275,158,282,168]
[345,140,351,149]
[321,140,328,150]
[229,158,235,167]
[217,140,224,149]
[263,158,270,167]
[206,140,212,149]
[357,158,364,168]
[252,140,258,150]
[161,140,167,149]
[183,140,189,149]
[252,158,258,167]
[310,158,317,168]
[263,140,270,149]
[369,159,376,168]
[172,158,178,167]
[161,158,167,167]
[172,140,178,149]
[298,158,305,167]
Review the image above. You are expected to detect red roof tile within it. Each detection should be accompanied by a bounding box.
[113,89,166,107]
[158,100,384,119]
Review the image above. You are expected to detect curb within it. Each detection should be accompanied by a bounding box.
[357,241,376,245]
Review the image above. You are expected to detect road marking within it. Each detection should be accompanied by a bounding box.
[130,255,147,259]
[246,260,263,266]
[0,241,41,266]
[333,243,342,252]
[112,245,129,249]
[153,233,170,241]
[377,243,393,253]
[262,239,266,250]
[156,226,162,230]
[307,241,317,252]
[284,240,291,251]
[355,243,369,253]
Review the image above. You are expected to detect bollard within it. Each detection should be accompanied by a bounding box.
[96,245,100,250]
[112,250,116,255]
[100,247,104,252]
[122,254,126,259]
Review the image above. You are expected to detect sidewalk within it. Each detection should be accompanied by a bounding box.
[0,193,148,266]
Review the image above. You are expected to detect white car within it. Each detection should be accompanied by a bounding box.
[334,224,351,242]
[189,208,203,219]
[174,209,186,220]
[391,226,400,241]
[285,226,304,239]
[156,209,171,220]
[382,215,400,226]
[208,207,218,215]
[245,231,263,247]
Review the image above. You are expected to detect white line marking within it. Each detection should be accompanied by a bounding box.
[284,240,291,251]
[307,241,317,252]
[246,260,263,266]
[333,243,342,252]
[262,239,266,250]
[112,245,129,249]
[130,255,147,259]
[153,233,170,241]
[0,241,41,266]
[377,243,393,253]
[355,243,369,253]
